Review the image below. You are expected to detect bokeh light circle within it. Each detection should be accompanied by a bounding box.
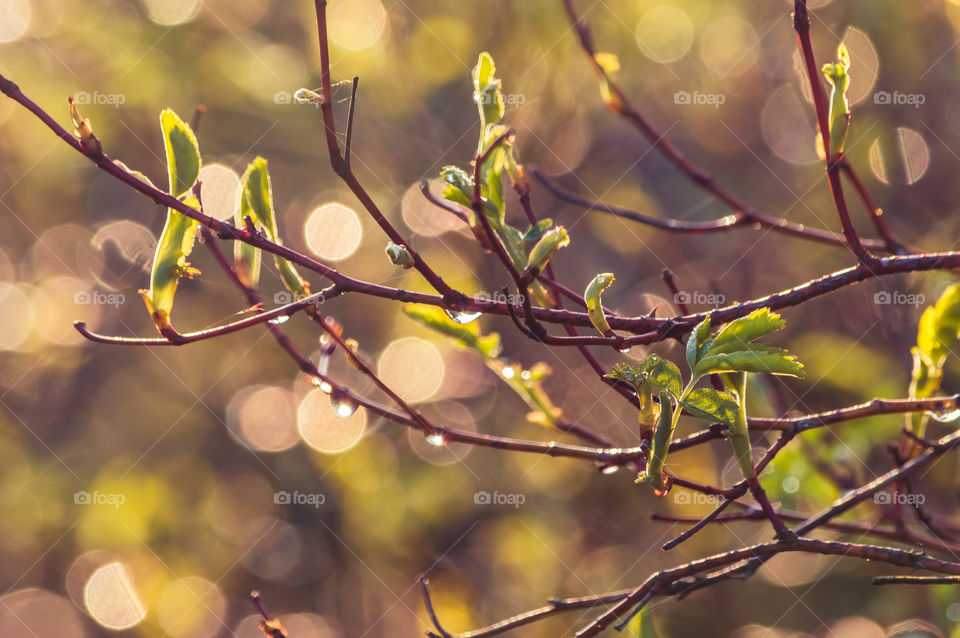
[197,164,241,221]
[699,16,759,77]
[0,0,31,43]
[140,0,201,25]
[304,203,363,261]
[227,385,300,452]
[91,220,155,290]
[327,0,387,50]
[377,337,445,403]
[83,562,147,630]
[635,6,694,63]
[298,388,367,453]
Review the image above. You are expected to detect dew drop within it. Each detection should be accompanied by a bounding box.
[618,346,631,354]
[598,463,620,475]
[426,433,446,447]
[520,370,532,381]
[268,315,290,325]
[444,309,482,324]
[502,367,516,379]
[330,392,358,418]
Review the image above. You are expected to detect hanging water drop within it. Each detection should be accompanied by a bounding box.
[426,433,446,447]
[268,315,290,325]
[927,408,960,423]
[444,309,482,324]
[330,391,358,418]
[618,346,631,354]
[598,463,620,475]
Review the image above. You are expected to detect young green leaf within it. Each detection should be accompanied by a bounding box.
[708,308,785,355]
[694,344,804,378]
[473,52,505,134]
[159,108,200,197]
[234,161,265,289]
[585,273,615,335]
[526,226,569,273]
[680,388,739,425]
[140,109,202,333]
[140,195,201,333]
[903,283,960,456]
[686,317,712,371]
[637,391,674,495]
[439,165,474,209]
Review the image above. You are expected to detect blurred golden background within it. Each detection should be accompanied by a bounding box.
[2,0,960,636]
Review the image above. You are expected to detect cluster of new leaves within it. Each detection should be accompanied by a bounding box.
[439,53,568,304]
[904,283,960,456]
[608,309,804,493]
[131,109,309,334]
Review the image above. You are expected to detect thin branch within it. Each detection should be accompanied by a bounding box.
[792,0,874,265]
[534,169,886,251]
[555,2,892,253]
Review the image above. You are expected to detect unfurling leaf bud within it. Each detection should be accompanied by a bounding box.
[821,43,851,157]
[526,226,570,273]
[585,273,615,335]
[385,242,414,269]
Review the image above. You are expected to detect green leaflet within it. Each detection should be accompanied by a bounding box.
[691,309,804,379]
[708,308,786,355]
[140,109,202,333]
[694,344,804,378]
[474,52,505,139]
[686,316,713,371]
[160,108,200,197]
[821,43,851,156]
[680,388,739,425]
[638,391,674,494]
[905,283,960,446]
[235,157,309,299]
[526,226,569,273]
[585,273,615,335]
